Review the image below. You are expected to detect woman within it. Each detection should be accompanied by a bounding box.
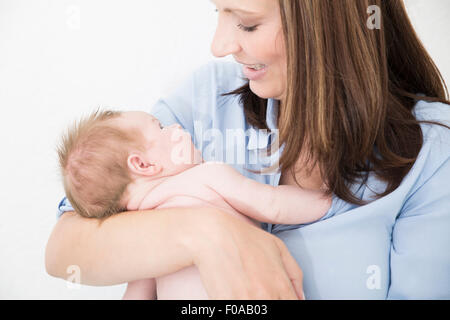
[46,0,450,299]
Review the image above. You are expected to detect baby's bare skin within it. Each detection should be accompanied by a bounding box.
[62,110,322,299]
[125,163,259,300]
[124,162,331,300]
[142,163,260,300]
[110,111,330,299]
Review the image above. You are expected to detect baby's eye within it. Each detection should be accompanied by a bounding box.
[152,118,163,129]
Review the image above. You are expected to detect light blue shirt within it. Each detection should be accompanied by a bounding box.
[57,61,450,299]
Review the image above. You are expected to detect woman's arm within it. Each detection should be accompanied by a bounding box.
[45,208,197,286]
[45,207,304,299]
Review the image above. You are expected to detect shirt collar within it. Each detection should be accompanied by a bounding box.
[247,98,279,151]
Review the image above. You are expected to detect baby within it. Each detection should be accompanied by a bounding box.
[58,109,332,300]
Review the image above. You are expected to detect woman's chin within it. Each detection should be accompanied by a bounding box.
[249,81,284,101]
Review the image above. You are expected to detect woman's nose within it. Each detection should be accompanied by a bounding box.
[211,18,241,58]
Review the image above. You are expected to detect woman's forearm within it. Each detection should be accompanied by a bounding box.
[45,208,212,286]
[46,206,304,299]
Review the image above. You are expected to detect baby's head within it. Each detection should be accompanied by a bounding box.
[58,109,202,219]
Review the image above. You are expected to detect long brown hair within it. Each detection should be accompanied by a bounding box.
[225,0,450,205]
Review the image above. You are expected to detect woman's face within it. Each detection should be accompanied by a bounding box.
[210,0,287,102]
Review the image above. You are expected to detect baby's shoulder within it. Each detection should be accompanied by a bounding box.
[139,165,221,211]
[173,162,231,178]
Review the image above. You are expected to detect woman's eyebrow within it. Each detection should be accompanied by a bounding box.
[209,0,258,15]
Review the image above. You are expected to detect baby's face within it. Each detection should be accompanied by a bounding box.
[118,111,203,176]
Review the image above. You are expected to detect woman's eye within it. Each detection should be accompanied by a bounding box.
[237,23,258,32]
[213,7,258,32]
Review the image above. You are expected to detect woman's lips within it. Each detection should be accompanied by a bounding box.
[242,65,268,81]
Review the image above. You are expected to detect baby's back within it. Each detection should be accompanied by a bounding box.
[152,182,260,300]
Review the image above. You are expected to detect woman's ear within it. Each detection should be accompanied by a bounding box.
[127,154,162,177]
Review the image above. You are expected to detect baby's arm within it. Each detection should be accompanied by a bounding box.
[202,163,332,224]
[123,279,157,300]
[142,162,331,225]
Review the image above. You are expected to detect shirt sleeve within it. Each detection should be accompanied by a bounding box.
[387,131,450,299]
[56,196,74,218]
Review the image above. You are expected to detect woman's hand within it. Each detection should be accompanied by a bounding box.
[190,208,304,300]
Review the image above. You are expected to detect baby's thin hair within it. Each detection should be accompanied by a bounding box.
[57,109,144,218]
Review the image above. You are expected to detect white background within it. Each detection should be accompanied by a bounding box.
[0,0,448,299]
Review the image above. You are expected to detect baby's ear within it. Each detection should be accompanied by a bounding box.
[127,154,162,177]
